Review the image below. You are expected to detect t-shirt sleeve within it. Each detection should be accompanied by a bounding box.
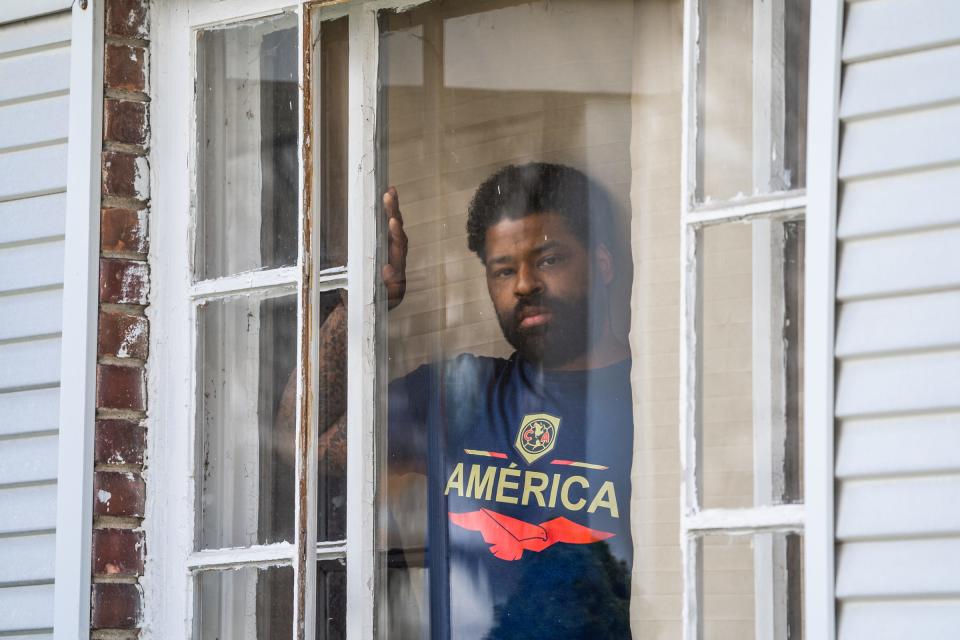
[386,363,434,475]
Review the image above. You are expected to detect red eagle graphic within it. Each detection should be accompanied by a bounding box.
[449,508,614,561]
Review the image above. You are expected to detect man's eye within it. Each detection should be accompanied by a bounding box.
[493,268,514,278]
[539,255,563,267]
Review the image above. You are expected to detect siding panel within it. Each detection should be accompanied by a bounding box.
[0,144,68,201]
[0,484,57,535]
[0,192,67,244]
[836,474,960,540]
[838,166,960,240]
[0,533,56,584]
[836,351,960,418]
[0,94,69,150]
[0,584,54,631]
[0,12,69,634]
[0,338,61,391]
[843,0,960,62]
[835,290,960,357]
[839,600,960,640]
[0,434,58,486]
[0,240,65,292]
[0,289,63,341]
[0,45,70,103]
[837,413,960,479]
[0,388,59,437]
[838,104,960,179]
[837,538,960,598]
[836,227,960,300]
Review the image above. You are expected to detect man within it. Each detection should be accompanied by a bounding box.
[383,163,634,639]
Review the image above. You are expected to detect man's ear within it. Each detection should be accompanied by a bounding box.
[594,243,614,285]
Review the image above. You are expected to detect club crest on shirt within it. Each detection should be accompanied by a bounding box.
[515,413,560,464]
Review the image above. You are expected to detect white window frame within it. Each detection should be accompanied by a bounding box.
[147,0,844,638]
[679,0,823,638]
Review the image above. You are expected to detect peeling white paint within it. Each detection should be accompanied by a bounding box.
[97,489,113,504]
[133,155,150,200]
[117,319,146,358]
[121,261,149,304]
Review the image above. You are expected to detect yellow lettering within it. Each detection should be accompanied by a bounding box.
[587,481,619,518]
[444,463,464,496]
[521,471,549,507]
[561,475,589,511]
[548,473,561,508]
[466,464,497,501]
[495,467,521,504]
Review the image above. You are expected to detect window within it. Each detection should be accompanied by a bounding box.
[679,0,809,638]
[150,0,810,637]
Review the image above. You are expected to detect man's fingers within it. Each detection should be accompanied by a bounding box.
[383,186,403,224]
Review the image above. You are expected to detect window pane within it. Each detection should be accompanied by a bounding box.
[195,565,293,639]
[196,13,299,280]
[696,0,810,202]
[198,292,297,549]
[317,290,347,541]
[311,14,349,270]
[379,1,638,636]
[699,219,804,509]
[317,559,347,639]
[701,532,803,639]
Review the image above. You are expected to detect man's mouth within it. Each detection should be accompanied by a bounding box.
[517,307,552,330]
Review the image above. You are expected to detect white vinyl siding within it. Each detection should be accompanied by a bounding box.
[834,1,960,637]
[0,8,71,637]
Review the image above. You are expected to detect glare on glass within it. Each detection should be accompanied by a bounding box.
[195,565,293,639]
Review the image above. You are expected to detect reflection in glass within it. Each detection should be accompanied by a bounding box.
[697,0,810,202]
[701,532,803,639]
[196,13,299,279]
[316,290,348,541]
[311,14,349,270]
[700,220,804,509]
[379,1,638,636]
[198,292,297,549]
[195,565,294,640]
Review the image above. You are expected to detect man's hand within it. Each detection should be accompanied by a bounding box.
[382,187,408,310]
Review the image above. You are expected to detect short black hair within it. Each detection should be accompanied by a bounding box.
[466,162,614,260]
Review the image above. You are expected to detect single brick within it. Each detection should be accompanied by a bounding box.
[104,43,147,93]
[91,582,141,629]
[94,471,146,518]
[93,528,144,576]
[95,418,146,466]
[99,258,149,305]
[104,99,148,146]
[99,311,148,360]
[96,364,145,412]
[101,207,148,255]
[106,0,149,40]
[102,151,149,200]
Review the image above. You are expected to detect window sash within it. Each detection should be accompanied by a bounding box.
[680,0,808,638]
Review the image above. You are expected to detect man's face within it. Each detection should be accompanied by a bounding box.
[483,212,611,368]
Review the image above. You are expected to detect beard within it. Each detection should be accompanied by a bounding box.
[496,292,597,368]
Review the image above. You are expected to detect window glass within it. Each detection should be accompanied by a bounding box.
[699,219,804,509]
[198,291,298,549]
[379,1,639,635]
[701,532,804,639]
[195,565,294,639]
[696,0,809,203]
[196,14,299,280]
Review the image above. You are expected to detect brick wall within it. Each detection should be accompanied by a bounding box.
[92,0,150,635]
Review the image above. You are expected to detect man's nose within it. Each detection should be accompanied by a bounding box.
[514,263,542,297]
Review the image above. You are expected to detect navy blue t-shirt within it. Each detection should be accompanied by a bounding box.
[389,352,633,639]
